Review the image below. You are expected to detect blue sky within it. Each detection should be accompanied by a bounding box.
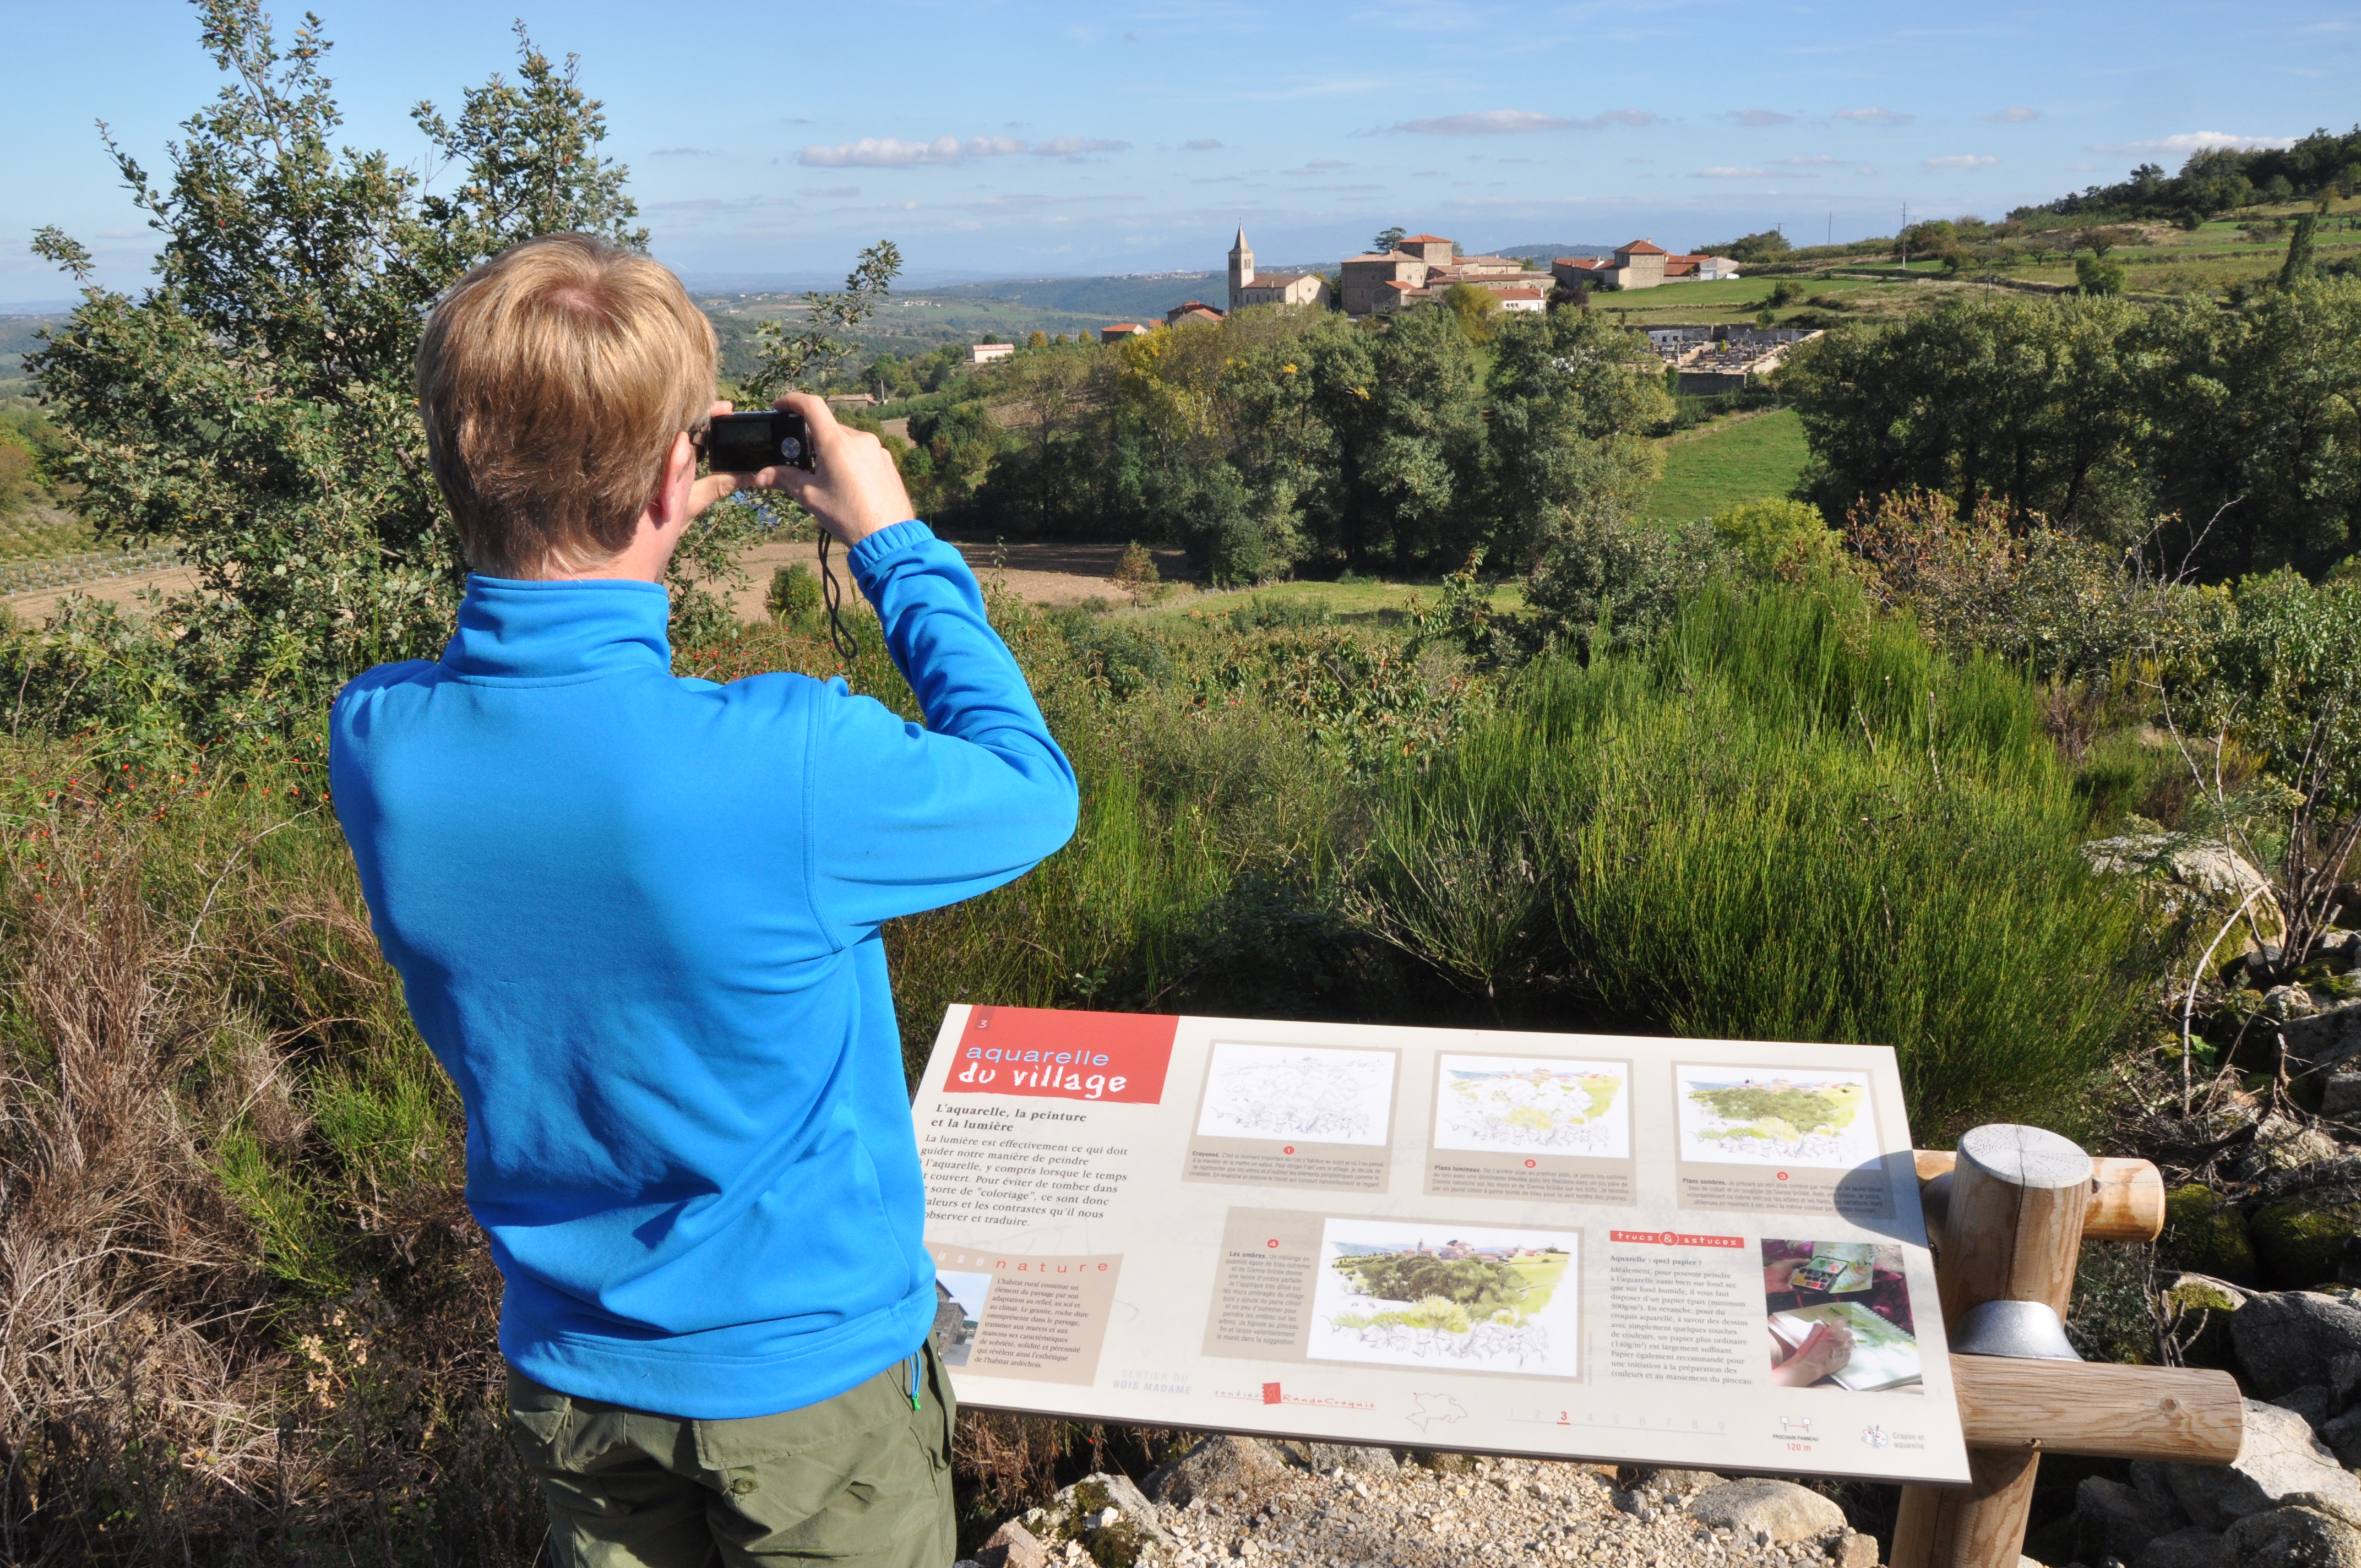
[3,0,2354,302]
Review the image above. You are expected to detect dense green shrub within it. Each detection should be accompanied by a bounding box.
[1361,578,2152,1140]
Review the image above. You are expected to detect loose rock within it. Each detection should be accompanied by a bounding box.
[2255,1201,2361,1291]
[2074,1473,2177,1561]
[2222,1501,2361,1566]
[1683,1477,1846,1544]
[2146,1400,2361,1531]
[2235,1293,2361,1397]
[2137,1528,2227,1567]
[1141,1436,1293,1507]
[2168,1186,2261,1285]
[980,1520,1051,1568]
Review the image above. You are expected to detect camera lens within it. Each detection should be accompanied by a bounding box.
[780,437,803,461]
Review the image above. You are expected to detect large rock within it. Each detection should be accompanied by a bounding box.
[1300,1442,1396,1475]
[1141,1435,1293,1506]
[2282,1002,2361,1075]
[1615,1466,1720,1498]
[2223,1501,2361,1566]
[2147,1401,2361,1531]
[2235,1293,2361,1397]
[1683,1477,1845,1544]
[2169,1186,2262,1284]
[2139,1529,2226,1567]
[2325,1409,2361,1469]
[2275,1385,2336,1431]
[2240,1118,2345,1182]
[2256,1200,2361,1289]
[2083,834,2286,946]
[2074,1474,2178,1561]
[979,1521,1050,1568]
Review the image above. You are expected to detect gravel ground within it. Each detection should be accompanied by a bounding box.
[981,1451,1878,1568]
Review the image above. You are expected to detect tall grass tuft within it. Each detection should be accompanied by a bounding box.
[1361,578,2152,1141]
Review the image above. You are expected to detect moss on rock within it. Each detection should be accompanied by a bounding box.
[2164,1184,2259,1284]
[2253,1196,2361,1289]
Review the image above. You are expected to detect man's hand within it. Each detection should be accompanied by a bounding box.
[725,391,914,547]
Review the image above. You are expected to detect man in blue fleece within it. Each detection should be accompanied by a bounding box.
[330,233,1076,1566]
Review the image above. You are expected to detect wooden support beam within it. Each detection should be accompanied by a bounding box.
[1895,1125,2097,1568]
[1914,1148,2166,1243]
[1953,1357,2243,1464]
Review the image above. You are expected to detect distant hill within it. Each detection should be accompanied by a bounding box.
[924,272,1229,319]
[1497,244,1615,261]
[0,314,66,383]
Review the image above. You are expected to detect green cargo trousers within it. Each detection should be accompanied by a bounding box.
[505,1341,957,1568]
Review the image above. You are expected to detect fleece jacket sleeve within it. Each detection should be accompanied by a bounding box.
[803,520,1079,945]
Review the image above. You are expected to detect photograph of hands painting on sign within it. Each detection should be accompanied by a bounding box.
[1762,1240,1923,1392]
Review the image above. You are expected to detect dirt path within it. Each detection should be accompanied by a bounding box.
[0,532,1188,629]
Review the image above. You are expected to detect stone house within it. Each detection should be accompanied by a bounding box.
[1100,323,1149,343]
[1165,301,1226,326]
[1554,241,1743,291]
[969,343,1015,364]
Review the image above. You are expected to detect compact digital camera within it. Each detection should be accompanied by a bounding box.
[703,410,815,473]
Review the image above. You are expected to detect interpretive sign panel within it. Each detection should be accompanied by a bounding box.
[913,1005,1970,1485]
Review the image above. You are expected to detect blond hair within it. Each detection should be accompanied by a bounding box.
[416,234,717,576]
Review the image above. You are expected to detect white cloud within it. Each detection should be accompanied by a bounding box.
[1691,166,1770,179]
[1770,155,1841,167]
[2089,130,2296,156]
[1983,106,2041,124]
[1834,107,1914,126]
[1392,108,1657,135]
[1731,109,1793,127]
[1183,138,1223,151]
[651,146,710,156]
[1924,154,1998,168]
[796,134,1127,167]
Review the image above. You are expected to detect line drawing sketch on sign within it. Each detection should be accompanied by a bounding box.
[1195,1042,1397,1145]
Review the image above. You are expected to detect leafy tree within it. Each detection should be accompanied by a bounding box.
[1027,329,1049,349]
[1706,231,1792,265]
[2075,253,2127,296]
[2280,210,2320,287]
[1483,309,1670,569]
[1786,296,2157,540]
[1441,282,1501,344]
[29,2,650,742]
[1372,225,1407,255]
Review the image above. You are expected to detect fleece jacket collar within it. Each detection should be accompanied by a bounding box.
[442,576,673,682]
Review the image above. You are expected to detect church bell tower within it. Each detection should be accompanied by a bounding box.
[1227,225,1254,311]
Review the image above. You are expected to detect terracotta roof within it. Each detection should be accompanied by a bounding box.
[1555,257,1611,270]
[1495,285,1547,299]
[1400,233,1450,243]
[1617,239,1668,255]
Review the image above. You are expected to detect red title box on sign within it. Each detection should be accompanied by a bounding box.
[946,1005,1178,1105]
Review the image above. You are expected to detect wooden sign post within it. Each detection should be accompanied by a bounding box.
[1895,1126,2244,1568]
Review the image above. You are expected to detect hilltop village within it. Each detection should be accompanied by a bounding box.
[1079,229,1748,343]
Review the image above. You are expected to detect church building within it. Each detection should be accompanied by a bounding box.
[1227,227,1329,312]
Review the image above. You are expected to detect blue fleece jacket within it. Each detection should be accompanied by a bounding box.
[328,521,1077,1419]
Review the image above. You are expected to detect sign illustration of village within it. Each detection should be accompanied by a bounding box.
[1308,1219,1581,1378]
[1674,1065,1880,1168]
[1431,1053,1630,1159]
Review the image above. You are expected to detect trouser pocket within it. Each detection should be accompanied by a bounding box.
[505,1366,576,1471]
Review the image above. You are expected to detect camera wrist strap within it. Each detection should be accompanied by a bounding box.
[816,529,856,665]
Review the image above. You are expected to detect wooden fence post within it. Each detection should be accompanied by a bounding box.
[1892,1124,2095,1568]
